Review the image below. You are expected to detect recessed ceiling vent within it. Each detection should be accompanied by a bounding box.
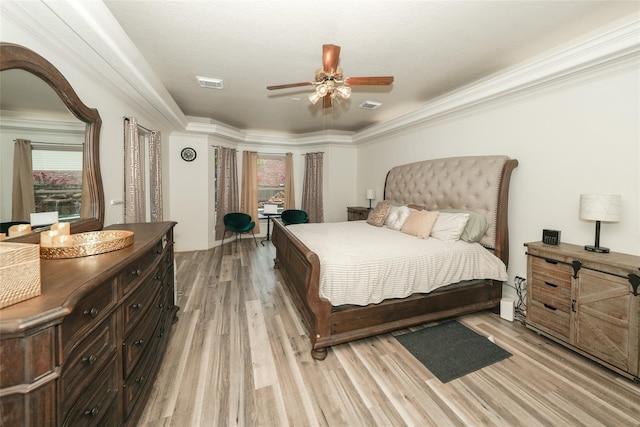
[197,76,224,89]
[359,100,382,110]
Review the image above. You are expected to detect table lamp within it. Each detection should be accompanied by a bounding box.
[579,194,621,253]
[366,189,376,209]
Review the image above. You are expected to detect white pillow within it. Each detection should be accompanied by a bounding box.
[430,212,470,242]
[384,205,411,231]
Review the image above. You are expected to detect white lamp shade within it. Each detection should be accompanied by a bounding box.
[579,194,621,222]
[366,189,376,200]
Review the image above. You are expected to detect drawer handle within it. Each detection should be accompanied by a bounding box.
[543,304,557,311]
[134,339,144,346]
[544,258,558,264]
[132,269,142,276]
[136,376,145,384]
[82,354,97,365]
[84,407,99,418]
[155,275,162,281]
[83,308,99,318]
[543,281,558,288]
[131,303,142,309]
[158,303,164,309]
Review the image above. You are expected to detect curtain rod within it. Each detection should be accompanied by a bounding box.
[123,117,154,133]
[211,146,290,156]
[14,139,83,147]
[302,151,324,155]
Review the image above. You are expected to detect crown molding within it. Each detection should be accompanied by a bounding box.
[354,16,640,143]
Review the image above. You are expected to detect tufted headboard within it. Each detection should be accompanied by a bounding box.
[384,155,518,263]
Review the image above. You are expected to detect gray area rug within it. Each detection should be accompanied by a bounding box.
[395,320,511,383]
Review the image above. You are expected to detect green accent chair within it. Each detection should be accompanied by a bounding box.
[221,212,258,251]
[280,209,309,226]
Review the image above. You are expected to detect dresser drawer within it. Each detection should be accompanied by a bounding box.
[62,279,117,354]
[530,276,571,313]
[122,272,163,337]
[61,354,118,427]
[122,290,163,377]
[118,242,164,297]
[60,313,117,405]
[123,335,161,420]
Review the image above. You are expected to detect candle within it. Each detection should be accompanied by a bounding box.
[8,224,31,237]
[40,230,61,247]
[50,222,71,235]
[52,234,73,247]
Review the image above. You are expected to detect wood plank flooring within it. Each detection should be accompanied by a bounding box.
[138,240,640,426]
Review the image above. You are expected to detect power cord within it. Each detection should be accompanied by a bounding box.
[514,276,527,323]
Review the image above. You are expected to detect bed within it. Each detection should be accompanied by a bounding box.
[272,155,518,360]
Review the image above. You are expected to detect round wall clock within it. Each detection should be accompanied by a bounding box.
[180,147,197,162]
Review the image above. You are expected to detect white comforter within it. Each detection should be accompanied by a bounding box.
[286,221,508,306]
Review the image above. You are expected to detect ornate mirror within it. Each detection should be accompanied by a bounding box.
[0,43,104,242]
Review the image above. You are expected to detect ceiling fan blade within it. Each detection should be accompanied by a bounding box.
[344,76,394,86]
[322,94,332,108]
[267,82,314,90]
[322,44,341,75]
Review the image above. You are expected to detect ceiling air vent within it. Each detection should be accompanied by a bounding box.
[359,100,382,110]
[196,76,224,89]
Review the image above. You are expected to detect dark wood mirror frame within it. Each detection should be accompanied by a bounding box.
[1,42,104,243]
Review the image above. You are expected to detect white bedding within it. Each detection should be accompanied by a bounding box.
[286,221,508,306]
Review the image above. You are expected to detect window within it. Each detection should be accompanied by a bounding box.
[32,144,83,220]
[257,154,285,214]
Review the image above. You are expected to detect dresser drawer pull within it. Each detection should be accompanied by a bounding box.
[158,303,164,309]
[131,303,142,309]
[543,304,557,311]
[82,354,97,365]
[155,275,162,281]
[134,339,144,346]
[544,281,558,288]
[544,258,558,264]
[83,308,99,318]
[132,269,142,276]
[136,376,145,384]
[84,407,99,418]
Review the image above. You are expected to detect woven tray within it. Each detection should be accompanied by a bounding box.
[40,230,134,260]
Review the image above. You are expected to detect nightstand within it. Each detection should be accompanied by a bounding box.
[347,206,371,221]
[525,241,640,381]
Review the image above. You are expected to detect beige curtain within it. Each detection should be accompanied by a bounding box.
[240,150,260,233]
[301,152,324,223]
[149,130,163,222]
[124,117,145,223]
[215,147,239,240]
[284,152,295,209]
[11,139,36,222]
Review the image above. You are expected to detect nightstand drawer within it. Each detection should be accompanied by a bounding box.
[530,276,571,313]
[528,299,571,340]
[529,256,572,288]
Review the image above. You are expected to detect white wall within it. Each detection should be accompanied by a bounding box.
[357,60,640,298]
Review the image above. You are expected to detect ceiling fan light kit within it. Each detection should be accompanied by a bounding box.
[267,44,393,108]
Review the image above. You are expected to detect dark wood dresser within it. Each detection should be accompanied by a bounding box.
[0,222,178,426]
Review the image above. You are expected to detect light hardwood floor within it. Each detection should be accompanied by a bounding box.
[138,240,640,426]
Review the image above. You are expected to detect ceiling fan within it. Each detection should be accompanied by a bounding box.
[267,44,394,108]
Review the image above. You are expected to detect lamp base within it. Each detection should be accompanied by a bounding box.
[585,245,610,254]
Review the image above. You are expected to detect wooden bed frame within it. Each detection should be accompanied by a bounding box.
[272,155,518,360]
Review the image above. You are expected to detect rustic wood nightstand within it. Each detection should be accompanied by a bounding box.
[525,241,640,382]
[347,206,371,221]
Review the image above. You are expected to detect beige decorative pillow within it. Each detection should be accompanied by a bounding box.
[401,209,439,238]
[366,201,391,227]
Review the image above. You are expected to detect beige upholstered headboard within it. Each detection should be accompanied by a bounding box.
[384,155,513,250]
